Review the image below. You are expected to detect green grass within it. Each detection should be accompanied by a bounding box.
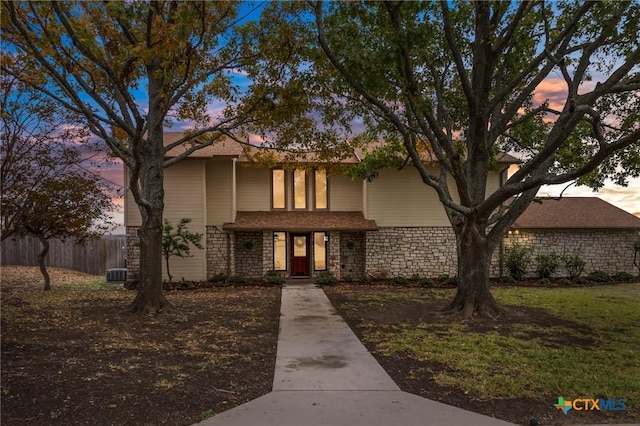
[361,284,640,418]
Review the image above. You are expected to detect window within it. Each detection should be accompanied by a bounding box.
[293,169,306,209]
[315,169,327,209]
[272,169,285,209]
[314,232,327,270]
[273,232,286,270]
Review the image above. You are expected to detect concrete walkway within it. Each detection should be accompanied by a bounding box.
[196,282,516,426]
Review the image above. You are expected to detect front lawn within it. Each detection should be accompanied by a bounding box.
[1,266,281,425]
[324,283,640,425]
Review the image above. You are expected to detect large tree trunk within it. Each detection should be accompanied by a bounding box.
[444,220,506,319]
[35,233,51,291]
[128,116,173,314]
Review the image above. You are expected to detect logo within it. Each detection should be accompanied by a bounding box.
[554,397,627,414]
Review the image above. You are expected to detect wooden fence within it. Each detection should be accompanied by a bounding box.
[1,234,126,276]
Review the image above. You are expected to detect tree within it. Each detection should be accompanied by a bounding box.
[162,218,203,283]
[262,1,640,318]
[1,75,116,290]
[1,1,276,313]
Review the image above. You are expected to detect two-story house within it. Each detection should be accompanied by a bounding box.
[125,133,640,282]
[125,133,513,282]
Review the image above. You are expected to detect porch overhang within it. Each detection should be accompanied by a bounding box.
[223,211,378,232]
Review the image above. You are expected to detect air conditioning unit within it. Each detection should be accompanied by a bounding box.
[106,268,127,282]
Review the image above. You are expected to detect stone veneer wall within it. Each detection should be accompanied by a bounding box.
[262,230,274,276]
[506,229,639,276]
[234,231,263,277]
[126,226,140,280]
[328,231,341,278]
[365,227,501,279]
[206,226,230,278]
[340,232,366,278]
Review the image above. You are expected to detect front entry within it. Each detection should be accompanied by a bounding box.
[290,233,310,277]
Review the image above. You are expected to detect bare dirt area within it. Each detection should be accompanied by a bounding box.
[1,266,281,426]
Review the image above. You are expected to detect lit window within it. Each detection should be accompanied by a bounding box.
[272,169,285,209]
[273,232,286,270]
[294,169,306,209]
[315,169,327,209]
[314,232,327,270]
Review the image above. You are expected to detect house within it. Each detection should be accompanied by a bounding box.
[125,133,513,281]
[124,134,640,281]
[507,197,640,276]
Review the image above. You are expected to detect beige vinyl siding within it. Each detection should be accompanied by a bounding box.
[486,169,502,194]
[366,168,452,226]
[206,159,233,226]
[366,167,505,226]
[162,160,206,281]
[329,175,362,211]
[236,167,270,211]
[125,160,206,281]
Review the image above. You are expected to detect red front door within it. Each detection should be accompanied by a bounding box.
[290,233,310,277]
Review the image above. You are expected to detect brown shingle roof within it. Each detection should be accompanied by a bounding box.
[163,132,520,165]
[223,211,378,232]
[512,197,640,229]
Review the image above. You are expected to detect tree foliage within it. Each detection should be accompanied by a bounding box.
[260,1,640,318]
[162,218,203,283]
[0,1,279,312]
[1,75,116,290]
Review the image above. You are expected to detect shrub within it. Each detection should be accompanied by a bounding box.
[561,249,586,279]
[342,275,354,283]
[263,270,285,286]
[537,278,551,286]
[209,273,228,283]
[418,277,434,287]
[227,275,248,285]
[558,278,573,286]
[535,253,559,279]
[315,272,338,286]
[358,275,369,284]
[574,276,589,285]
[499,275,515,284]
[505,242,532,281]
[446,276,458,286]
[588,270,612,283]
[392,276,408,285]
[612,271,635,282]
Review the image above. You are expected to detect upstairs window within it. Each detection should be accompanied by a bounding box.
[293,169,306,209]
[272,169,285,209]
[315,169,327,209]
